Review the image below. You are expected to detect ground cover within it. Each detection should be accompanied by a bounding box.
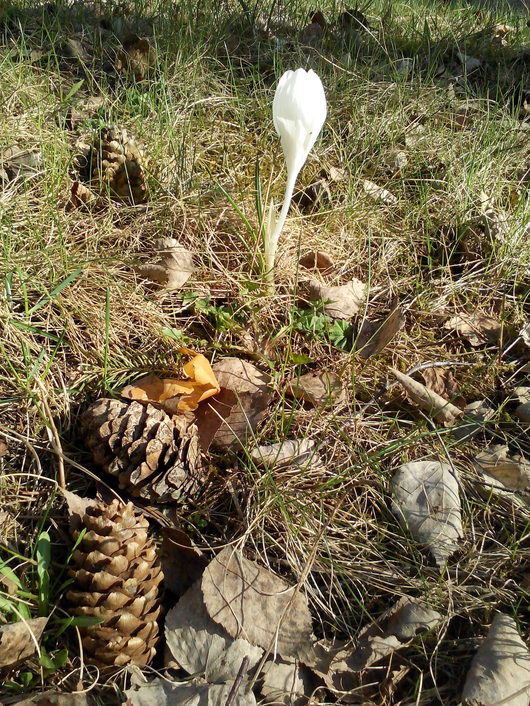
[0,0,529,703]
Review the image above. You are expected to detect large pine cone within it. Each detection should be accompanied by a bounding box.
[83,126,147,204]
[67,500,163,668]
[81,398,205,503]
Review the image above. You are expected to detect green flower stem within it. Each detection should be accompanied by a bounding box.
[264,170,298,285]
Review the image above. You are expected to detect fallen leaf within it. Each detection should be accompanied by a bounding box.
[250,439,322,470]
[292,179,330,211]
[261,659,312,705]
[326,597,441,694]
[395,58,414,76]
[299,250,334,273]
[356,306,405,359]
[165,581,263,682]
[125,678,257,706]
[159,527,208,597]
[116,34,156,80]
[404,123,426,148]
[392,460,463,566]
[0,617,47,667]
[391,368,464,426]
[362,179,398,206]
[120,352,220,414]
[0,440,7,457]
[382,148,409,171]
[194,358,272,451]
[420,367,463,405]
[515,403,530,423]
[135,237,195,291]
[286,370,345,406]
[457,51,481,74]
[1,147,43,183]
[201,547,314,659]
[474,445,530,499]
[327,165,348,183]
[444,312,502,347]
[61,37,89,62]
[339,8,370,32]
[478,191,510,244]
[308,278,365,320]
[452,400,494,442]
[462,613,530,706]
[60,489,99,532]
[299,20,324,47]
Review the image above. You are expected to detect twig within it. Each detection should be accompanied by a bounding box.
[358,360,474,415]
[224,656,249,706]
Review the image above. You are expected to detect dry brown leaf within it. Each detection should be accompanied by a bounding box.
[125,678,257,706]
[462,613,530,706]
[457,51,481,73]
[194,358,272,451]
[250,439,323,470]
[135,237,195,291]
[391,368,464,426]
[479,191,510,243]
[120,352,220,414]
[261,659,311,705]
[452,400,494,442]
[286,370,345,407]
[292,179,330,211]
[159,527,208,597]
[201,547,314,659]
[356,306,405,359]
[392,460,463,566]
[0,439,7,457]
[362,179,398,206]
[326,598,441,694]
[308,278,365,320]
[0,617,47,667]
[515,405,530,423]
[299,20,324,47]
[60,489,99,532]
[116,35,156,80]
[420,367,464,406]
[474,445,530,500]
[1,146,43,183]
[443,313,502,347]
[298,250,334,273]
[165,581,263,682]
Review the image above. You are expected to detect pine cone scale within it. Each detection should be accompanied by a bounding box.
[82,399,206,503]
[68,500,163,668]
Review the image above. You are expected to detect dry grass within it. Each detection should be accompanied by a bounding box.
[0,0,529,703]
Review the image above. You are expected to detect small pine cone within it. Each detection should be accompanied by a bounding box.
[85,126,147,204]
[67,499,163,668]
[81,398,205,503]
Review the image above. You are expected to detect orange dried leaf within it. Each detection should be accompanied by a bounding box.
[121,354,220,413]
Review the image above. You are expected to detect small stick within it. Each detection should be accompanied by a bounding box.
[358,360,473,415]
[224,656,249,706]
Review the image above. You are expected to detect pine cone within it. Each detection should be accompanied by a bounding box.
[83,126,147,204]
[67,499,163,668]
[81,398,205,503]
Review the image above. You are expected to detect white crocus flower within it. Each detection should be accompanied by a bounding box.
[264,68,327,281]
